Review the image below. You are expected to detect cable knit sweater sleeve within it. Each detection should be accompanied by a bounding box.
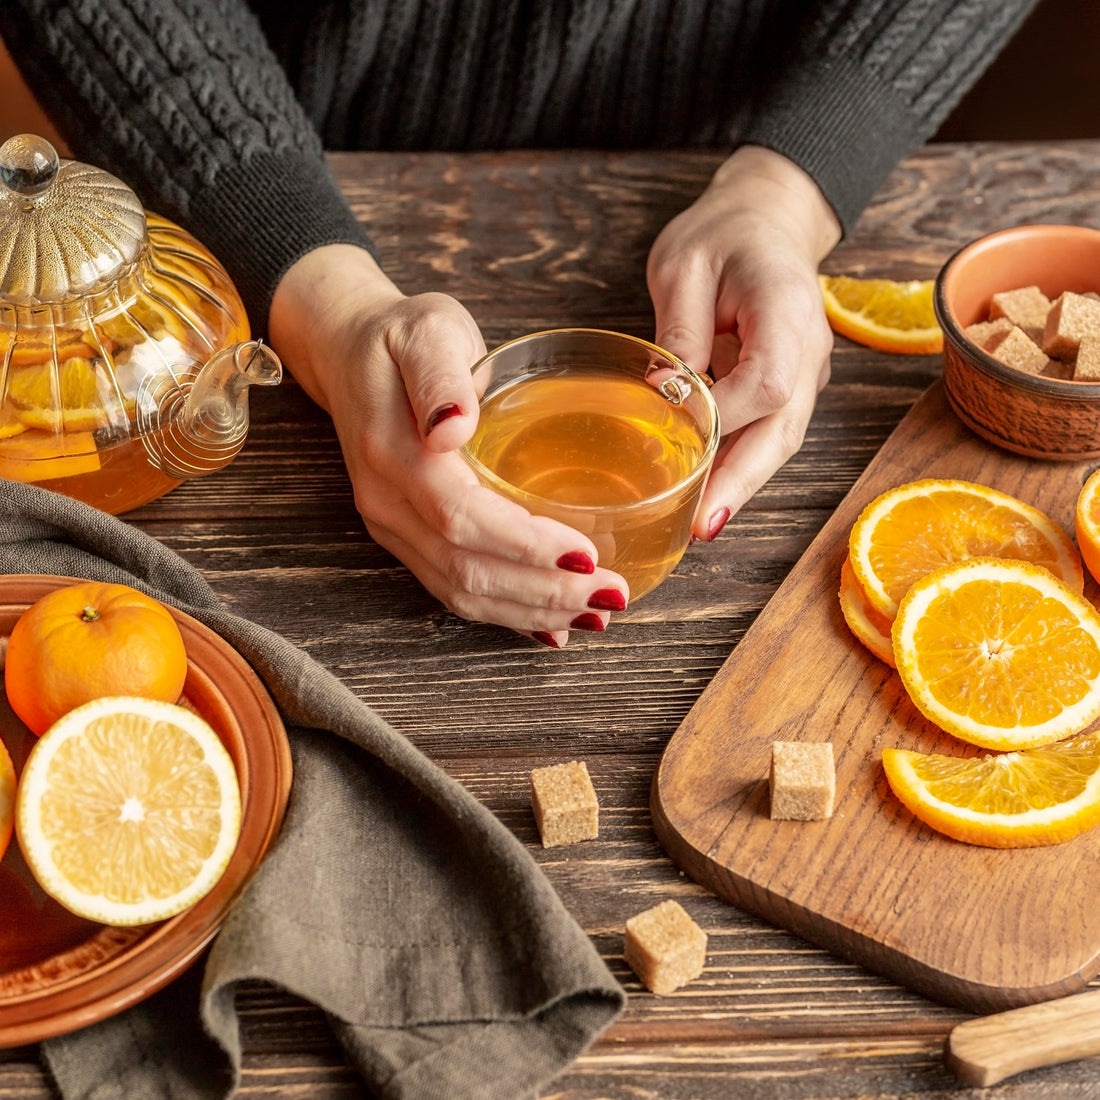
[0,0,1038,332]
[738,0,1037,230]
[0,0,376,335]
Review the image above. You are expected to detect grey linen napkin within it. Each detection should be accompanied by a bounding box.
[0,480,625,1100]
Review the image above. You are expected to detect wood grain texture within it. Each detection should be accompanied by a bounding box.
[6,140,1100,1097]
[946,989,1100,1086]
[653,382,1100,1013]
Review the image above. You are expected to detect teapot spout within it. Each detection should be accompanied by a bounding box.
[139,340,282,480]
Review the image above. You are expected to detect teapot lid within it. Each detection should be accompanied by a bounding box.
[0,134,146,306]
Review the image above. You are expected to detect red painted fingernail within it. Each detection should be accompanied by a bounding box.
[532,631,560,648]
[426,403,462,433]
[704,506,731,542]
[556,550,595,574]
[569,613,605,632]
[587,588,626,612]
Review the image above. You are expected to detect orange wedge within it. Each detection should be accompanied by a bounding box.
[849,479,1082,621]
[819,274,943,355]
[882,732,1100,847]
[838,555,895,666]
[892,557,1100,751]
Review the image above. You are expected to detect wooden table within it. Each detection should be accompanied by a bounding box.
[5,139,1100,1097]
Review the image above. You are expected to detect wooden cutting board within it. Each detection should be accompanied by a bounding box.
[651,380,1100,1014]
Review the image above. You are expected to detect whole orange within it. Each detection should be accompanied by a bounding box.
[4,581,188,735]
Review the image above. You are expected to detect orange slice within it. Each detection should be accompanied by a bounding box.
[0,738,14,862]
[849,479,1082,621]
[7,356,114,432]
[838,555,895,666]
[1,334,99,369]
[16,696,241,926]
[0,431,100,483]
[1074,467,1100,586]
[0,402,27,441]
[882,732,1100,847]
[892,557,1100,751]
[818,274,943,355]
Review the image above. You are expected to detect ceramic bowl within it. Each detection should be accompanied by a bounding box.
[0,574,292,1048]
[934,223,1100,460]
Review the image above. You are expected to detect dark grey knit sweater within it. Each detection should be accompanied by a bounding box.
[0,0,1035,331]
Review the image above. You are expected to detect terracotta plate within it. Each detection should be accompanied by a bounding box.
[0,574,292,1048]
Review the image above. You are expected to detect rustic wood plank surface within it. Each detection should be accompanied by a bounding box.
[5,139,1100,1097]
[654,381,1100,1014]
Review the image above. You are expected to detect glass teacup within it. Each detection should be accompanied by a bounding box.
[462,328,720,601]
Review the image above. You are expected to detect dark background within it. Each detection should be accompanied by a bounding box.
[935,0,1100,141]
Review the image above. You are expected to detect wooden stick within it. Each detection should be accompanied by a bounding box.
[945,990,1100,1086]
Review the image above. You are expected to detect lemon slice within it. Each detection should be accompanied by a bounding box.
[892,557,1100,751]
[16,696,241,926]
[819,274,943,355]
[883,732,1100,847]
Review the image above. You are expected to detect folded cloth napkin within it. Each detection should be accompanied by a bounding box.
[0,480,625,1100]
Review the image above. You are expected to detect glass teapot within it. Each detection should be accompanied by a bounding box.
[0,134,282,514]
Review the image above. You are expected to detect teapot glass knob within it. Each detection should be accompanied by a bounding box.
[0,134,60,198]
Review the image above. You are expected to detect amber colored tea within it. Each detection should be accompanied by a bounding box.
[465,369,710,598]
[0,431,181,514]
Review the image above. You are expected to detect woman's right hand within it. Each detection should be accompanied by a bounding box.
[268,244,629,646]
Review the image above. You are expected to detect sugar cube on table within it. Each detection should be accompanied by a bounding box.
[623,899,707,995]
[769,741,835,821]
[529,760,599,847]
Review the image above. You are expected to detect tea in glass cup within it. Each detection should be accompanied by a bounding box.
[462,328,720,601]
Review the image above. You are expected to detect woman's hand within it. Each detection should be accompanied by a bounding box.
[646,144,842,541]
[268,245,628,646]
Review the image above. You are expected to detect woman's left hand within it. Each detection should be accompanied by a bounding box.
[646,144,842,541]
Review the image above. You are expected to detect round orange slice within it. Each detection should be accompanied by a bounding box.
[7,356,114,432]
[882,731,1100,847]
[892,557,1100,751]
[849,479,1082,621]
[16,696,241,926]
[838,555,895,666]
[818,274,943,355]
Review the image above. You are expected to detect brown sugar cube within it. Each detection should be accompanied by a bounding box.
[986,324,1051,376]
[1043,356,1076,381]
[770,741,835,821]
[964,317,1013,351]
[989,285,1050,343]
[623,900,707,995]
[1074,336,1100,381]
[1042,291,1100,359]
[530,761,599,847]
